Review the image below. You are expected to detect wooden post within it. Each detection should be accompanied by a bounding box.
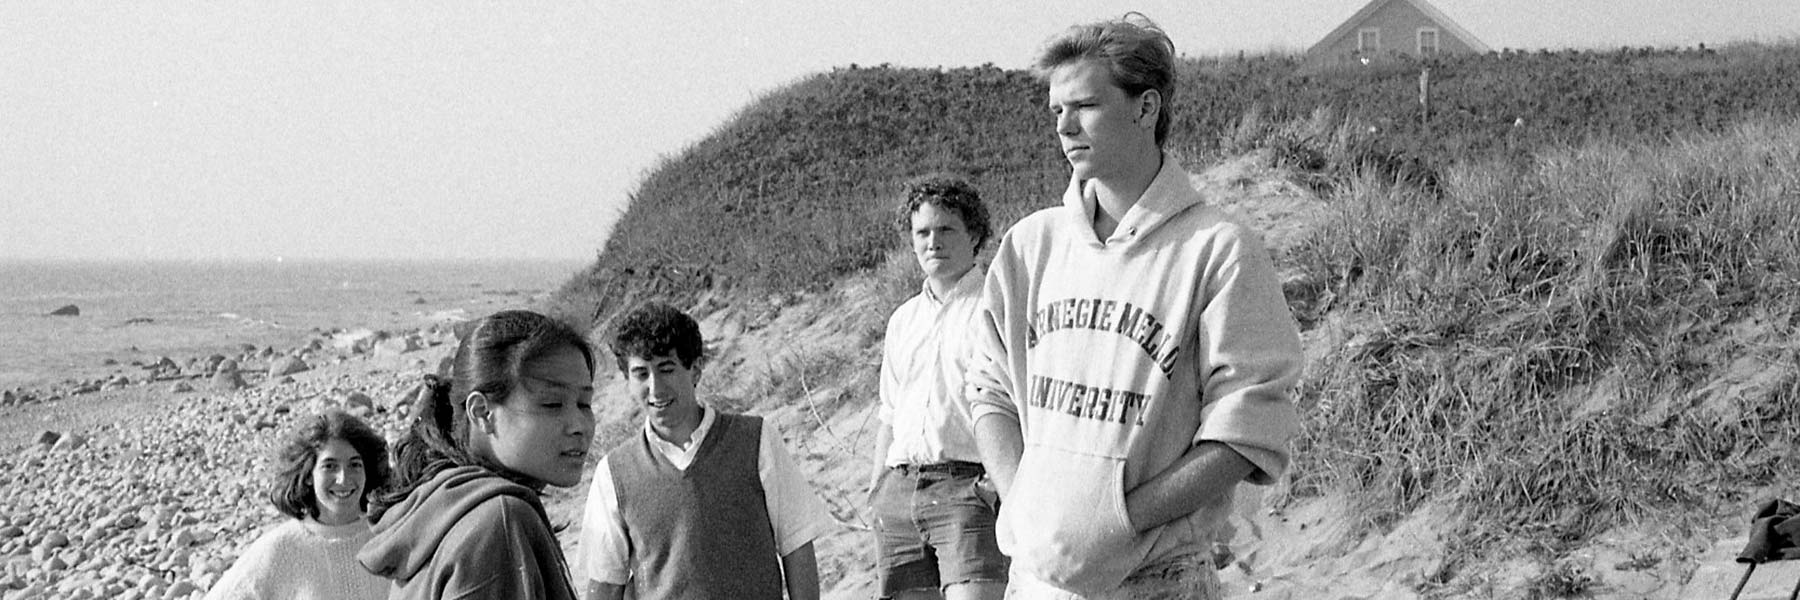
[1419,66,1431,131]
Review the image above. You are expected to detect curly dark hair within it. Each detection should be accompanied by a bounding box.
[893,173,993,252]
[268,409,391,521]
[609,302,705,371]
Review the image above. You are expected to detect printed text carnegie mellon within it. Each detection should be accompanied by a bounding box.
[1027,298,1182,376]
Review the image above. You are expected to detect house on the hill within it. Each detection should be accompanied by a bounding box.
[1307,0,1490,64]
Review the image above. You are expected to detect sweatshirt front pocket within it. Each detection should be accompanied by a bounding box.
[998,445,1152,595]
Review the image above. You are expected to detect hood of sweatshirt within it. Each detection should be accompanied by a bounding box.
[1060,154,1207,249]
[357,465,544,582]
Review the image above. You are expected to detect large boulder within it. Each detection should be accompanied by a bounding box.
[208,369,245,392]
[48,305,79,317]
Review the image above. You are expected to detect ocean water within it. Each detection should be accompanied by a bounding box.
[0,259,588,389]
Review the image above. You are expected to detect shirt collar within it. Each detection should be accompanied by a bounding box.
[644,405,714,450]
[920,265,985,305]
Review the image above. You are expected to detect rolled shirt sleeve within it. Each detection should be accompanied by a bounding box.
[759,424,834,555]
[577,457,632,585]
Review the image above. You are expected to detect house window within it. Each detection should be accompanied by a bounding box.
[1418,28,1440,55]
[1358,29,1381,53]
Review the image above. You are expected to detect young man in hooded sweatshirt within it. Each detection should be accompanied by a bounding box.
[964,14,1303,600]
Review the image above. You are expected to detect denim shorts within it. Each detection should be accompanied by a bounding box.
[871,464,1010,597]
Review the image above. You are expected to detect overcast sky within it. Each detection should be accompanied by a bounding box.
[3,0,1795,261]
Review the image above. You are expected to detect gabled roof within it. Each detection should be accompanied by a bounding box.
[1307,0,1491,55]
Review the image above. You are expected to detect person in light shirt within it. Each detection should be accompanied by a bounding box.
[868,174,1008,600]
[205,410,391,600]
[582,302,832,600]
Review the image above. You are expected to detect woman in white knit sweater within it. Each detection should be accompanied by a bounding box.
[205,410,392,600]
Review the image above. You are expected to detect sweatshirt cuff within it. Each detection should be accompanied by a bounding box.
[1221,442,1286,485]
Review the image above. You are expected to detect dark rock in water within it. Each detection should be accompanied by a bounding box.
[102,375,129,390]
[240,343,257,353]
[268,355,309,377]
[34,431,60,447]
[413,297,427,305]
[151,356,177,370]
[170,381,195,394]
[214,358,237,373]
[123,317,154,325]
[101,358,118,366]
[48,305,79,317]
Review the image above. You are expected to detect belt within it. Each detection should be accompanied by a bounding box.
[894,460,985,478]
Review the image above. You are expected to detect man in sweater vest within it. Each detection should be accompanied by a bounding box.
[964,14,1304,600]
[580,302,833,600]
[868,174,1008,600]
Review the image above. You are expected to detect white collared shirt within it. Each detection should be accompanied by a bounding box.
[578,407,833,585]
[879,266,987,467]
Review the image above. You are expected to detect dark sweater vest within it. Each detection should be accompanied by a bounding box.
[611,412,784,599]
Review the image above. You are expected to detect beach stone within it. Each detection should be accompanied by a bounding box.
[168,382,193,394]
[48,305,79,317]
[375,336,421,358]
[38,533,65,551]
[338,392,376,414]
[207,371,244,392]
[267,356,308,377]
[50,434,86,451]
[162,580,197,599]
[0,526,20,539]
[203,356,227,374]
[102,376,129,390]
[33,432,59,448]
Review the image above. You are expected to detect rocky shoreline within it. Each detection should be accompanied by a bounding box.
[0,325,455,600]
[1,326,446,411]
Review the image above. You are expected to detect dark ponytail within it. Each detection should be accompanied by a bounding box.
[367,310,595,521]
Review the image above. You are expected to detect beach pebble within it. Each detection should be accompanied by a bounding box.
[48,305,79,317]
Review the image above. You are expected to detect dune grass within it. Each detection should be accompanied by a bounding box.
[1284,119,1800,587]
[549,43,1800,332]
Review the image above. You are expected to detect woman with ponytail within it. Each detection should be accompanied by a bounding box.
[357,310,597,600]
